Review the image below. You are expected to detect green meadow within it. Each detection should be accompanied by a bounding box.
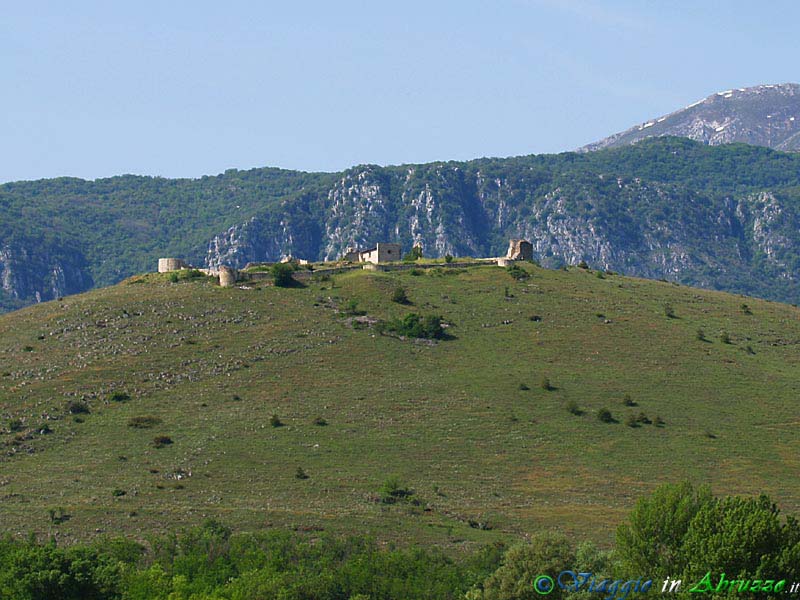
[1,262,798,548]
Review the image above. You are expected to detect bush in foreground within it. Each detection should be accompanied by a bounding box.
[467,532,575,600]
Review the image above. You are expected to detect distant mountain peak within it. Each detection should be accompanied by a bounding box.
[580,83,800,152]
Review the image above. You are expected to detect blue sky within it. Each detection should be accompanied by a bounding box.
[2,0,798,182]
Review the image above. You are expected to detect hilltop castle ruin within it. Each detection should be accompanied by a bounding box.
[158,238,533,287]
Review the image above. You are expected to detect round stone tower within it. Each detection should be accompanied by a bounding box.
[158,258,187,273]
[158,258,189,273]
[218,266,237,287]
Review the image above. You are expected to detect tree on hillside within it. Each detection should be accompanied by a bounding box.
[681,494,800,584]
[271,263,295,287]
[616,482,712,579]
[466,532,575,600]
[404,246,423,262]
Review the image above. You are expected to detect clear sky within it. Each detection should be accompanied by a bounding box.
[2,0,798,183]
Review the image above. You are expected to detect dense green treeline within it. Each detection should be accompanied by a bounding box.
[2,484,799,599]
[0,525,500,600]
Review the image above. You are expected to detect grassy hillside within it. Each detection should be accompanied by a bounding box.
[1,263,798,548]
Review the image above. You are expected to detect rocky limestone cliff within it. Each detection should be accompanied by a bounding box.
[205,195,322,270]
[204,161,799,302]
[0,240,92,310]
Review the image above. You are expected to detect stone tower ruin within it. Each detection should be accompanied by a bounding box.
[506,239,533,261]
[218,266,237,287]
[158,258,189,273]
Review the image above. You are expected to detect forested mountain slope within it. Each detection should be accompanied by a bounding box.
[3,138,800,311]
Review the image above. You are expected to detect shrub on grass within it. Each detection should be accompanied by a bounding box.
[391,286,409,304]
[696,328,706,341]
[48,507,68,525]
[566,401,581,415]
[663,303,676,318]
[622,394,636,407]
[168,272,179,283]
[295,467,309,480]
[109,392,131,403]
[379,313,444,339]
[540,376,553,391]
[342,299,366,316]
[270,414,283,427]
[654,416,665,427]
[720,331,731,344]
[127,416,162,429]
[597,408,614,423]
[67,400,90,415]
[625,414,640,428]
[577,260,589,269]
[112,489,127,497]
[518,383,530,391]
[445,254,454,263]
[8,418,23,432]
[506,264,528,280]
[740,303,752,315]
[153,436,173,448]
[313,417,328,426]
[637,412,652,425]
[380,475,414,504]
